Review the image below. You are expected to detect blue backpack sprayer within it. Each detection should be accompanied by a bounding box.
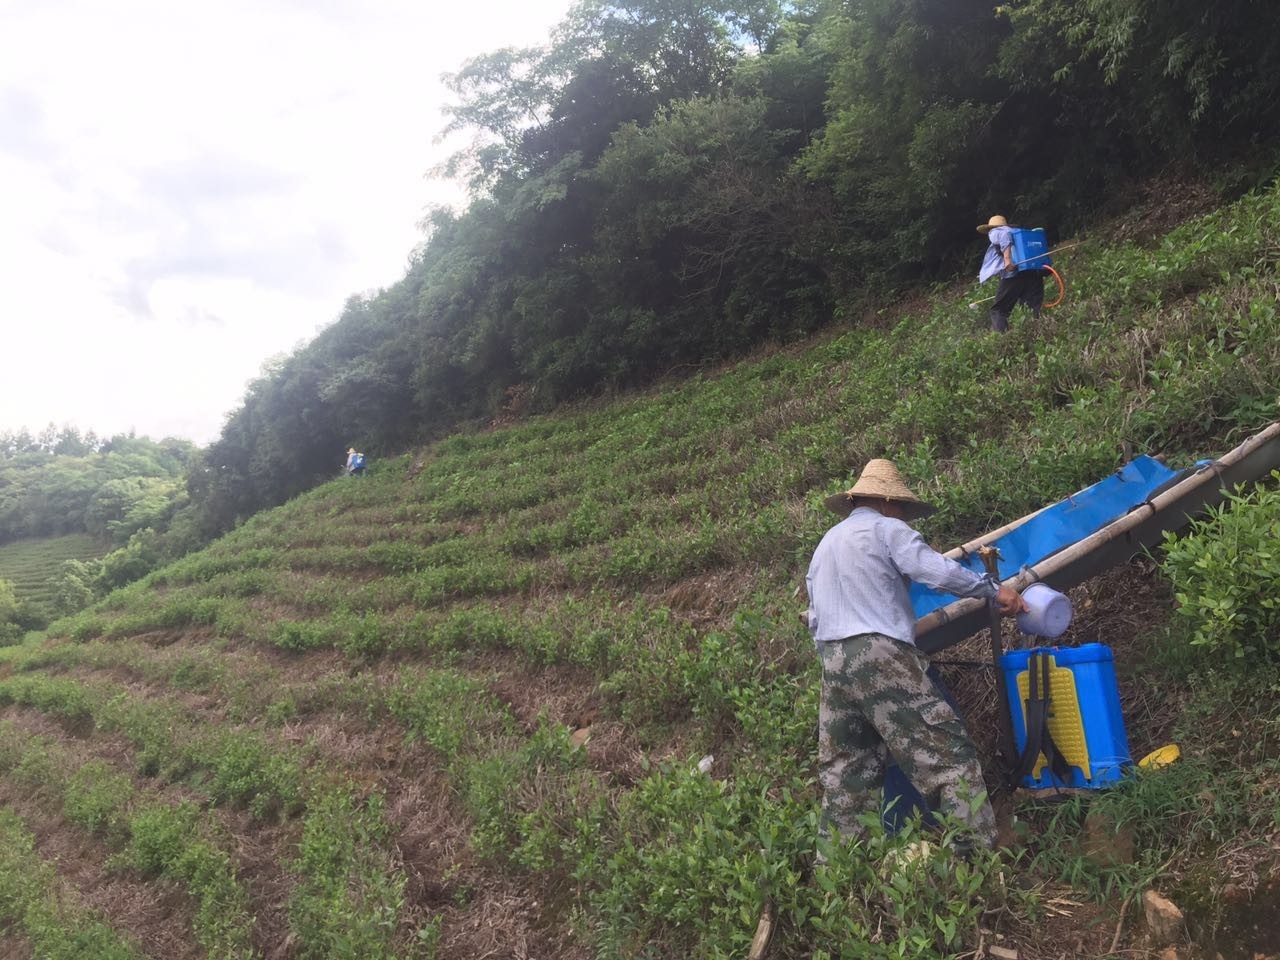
[969,230,1080,312]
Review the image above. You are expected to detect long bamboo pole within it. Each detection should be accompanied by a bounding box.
[916,421,1280,651]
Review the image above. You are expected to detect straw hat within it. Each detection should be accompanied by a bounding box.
[977,214,1008,234]
[823,459,937,521]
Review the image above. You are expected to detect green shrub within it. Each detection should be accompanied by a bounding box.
[333,609,391,659]
[95,528,163,592]
[207,730,305,817]
[386,668,512,757]
[126,802,203,878]
[51,558,104,616]
[576,760,1021,959]
[289,788,412,960]
[270,619,332,651]
[1161,477,1280,659]
[64,761,134,840]
[460,718,582,864]
[125,802,257,959]
[0,673,96,729]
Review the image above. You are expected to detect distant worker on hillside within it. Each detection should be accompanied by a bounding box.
[977,214,1046,333]
[345,447,366,477]
[806,459,1027,855]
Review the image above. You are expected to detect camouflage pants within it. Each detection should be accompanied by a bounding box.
[819,633,996,847]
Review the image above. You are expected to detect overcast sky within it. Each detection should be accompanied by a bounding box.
[0,0,570,444]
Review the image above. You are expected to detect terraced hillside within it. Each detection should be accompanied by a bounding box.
[0,534,107,610]
[2,185,1279,959]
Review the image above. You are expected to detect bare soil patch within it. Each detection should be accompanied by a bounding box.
[653,564,759,631]
[485,659,600,732]
[130,626,205,648]
[1003,886,1116,960]
[284,702,590,960]
[1095,174,1228,249]
[434,880,592,960]
[0,706,146,787]
[53,632,355,720]
[224,812,301,960]
[476,653,691,783]
[63,663,227,726]
[0,932,35,960]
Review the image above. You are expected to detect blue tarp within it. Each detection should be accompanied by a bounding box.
[909,455,1181,619]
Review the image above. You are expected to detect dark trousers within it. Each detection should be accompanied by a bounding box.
[990,270,1045,332]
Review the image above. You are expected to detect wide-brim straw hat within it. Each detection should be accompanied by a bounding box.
[823,459,938,521]
[977,214,1009,234]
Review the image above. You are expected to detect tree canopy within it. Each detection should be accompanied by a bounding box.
[0,426,195,546]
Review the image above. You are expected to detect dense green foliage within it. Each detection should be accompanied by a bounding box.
[0,189,1272,955]
[1162,476,1280,660]
[0,427,194,545]
[188,0,1280,536]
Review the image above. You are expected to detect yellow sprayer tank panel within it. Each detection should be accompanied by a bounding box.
[1014,654,1092,781]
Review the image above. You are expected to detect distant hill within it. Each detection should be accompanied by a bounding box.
[0,431,199,630]
[0,183,1276,957]
[0,430,194,546]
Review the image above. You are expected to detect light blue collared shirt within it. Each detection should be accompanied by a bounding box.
[978,225,1015,283]
[806,507,999,646]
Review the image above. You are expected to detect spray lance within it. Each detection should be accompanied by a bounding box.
[968,240,1086,310]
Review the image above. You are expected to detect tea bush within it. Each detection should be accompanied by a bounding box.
[574,760,1024,960]
[1161,477,1280,659]
[63,760,134,840]
[0,723,259,958]
[289,788,417,960]
[125,803,257,960]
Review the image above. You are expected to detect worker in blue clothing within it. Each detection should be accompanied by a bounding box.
[978,214,1045,333]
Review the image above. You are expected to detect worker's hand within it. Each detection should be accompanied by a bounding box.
[994,585,1028,616]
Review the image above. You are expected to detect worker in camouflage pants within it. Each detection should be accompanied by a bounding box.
[807,459,1026,850]
[819,633,994,841]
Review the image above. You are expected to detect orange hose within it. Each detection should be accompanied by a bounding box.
[1044,265,1065,308]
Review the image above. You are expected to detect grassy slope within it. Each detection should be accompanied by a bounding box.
[0,184,1278,958]
[0,534,107,610]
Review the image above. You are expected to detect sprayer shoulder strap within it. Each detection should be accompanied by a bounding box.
[1013,652,1072,784]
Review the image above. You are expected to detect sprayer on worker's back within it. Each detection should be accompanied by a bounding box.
[974,215,1067,332]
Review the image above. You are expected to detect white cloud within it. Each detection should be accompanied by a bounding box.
[0,0,569,443]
